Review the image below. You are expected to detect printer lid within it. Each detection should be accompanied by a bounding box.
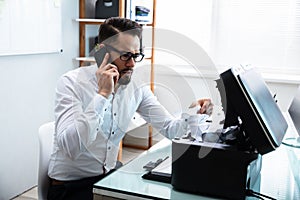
[218,66,287,154]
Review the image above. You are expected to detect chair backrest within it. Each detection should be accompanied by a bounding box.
[38,121,55,200]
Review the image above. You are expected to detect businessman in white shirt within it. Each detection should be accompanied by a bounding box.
[47,17,213,200]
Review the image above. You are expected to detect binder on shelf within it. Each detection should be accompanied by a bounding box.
[95,0,119,19]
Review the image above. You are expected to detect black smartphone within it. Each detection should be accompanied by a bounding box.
[94,46,119,84]
[94,46,109,67]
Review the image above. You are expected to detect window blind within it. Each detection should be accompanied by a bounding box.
[211,0,300,74]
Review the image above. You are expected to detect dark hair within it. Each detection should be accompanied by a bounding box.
[98,17,142,44]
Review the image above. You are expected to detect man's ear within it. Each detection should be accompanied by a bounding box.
[99,43,105,48]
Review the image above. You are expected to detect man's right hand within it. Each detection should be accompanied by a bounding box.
[95,53,119,98]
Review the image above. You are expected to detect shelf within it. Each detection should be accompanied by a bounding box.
[138,23,154,26]
[75,18,105,24]
[75,56,152,62]
[75,57,96,62]
[75,18,153,26]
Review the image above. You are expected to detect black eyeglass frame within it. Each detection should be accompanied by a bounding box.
[105,45,145,62]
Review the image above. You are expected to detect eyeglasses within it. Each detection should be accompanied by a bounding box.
[106,45,144,62]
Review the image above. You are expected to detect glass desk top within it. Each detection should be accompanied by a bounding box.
[94,135,300,200]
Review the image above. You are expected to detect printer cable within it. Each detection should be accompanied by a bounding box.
[246,189,276,200]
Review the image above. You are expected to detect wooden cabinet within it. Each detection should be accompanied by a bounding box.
[77,0,157,153]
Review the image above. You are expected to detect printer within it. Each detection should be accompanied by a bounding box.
[171,66,288,199]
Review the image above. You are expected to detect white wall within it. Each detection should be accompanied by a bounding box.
[124,66,299,147]
[265,82,299,112]
[154,70,299,115]
[0,1,79,199]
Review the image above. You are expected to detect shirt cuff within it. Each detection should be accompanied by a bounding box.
[94,93,113,115]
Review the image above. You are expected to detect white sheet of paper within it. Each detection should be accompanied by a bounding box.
[151,156,172,176]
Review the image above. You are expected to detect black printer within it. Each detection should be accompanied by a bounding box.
[171,66,288,199]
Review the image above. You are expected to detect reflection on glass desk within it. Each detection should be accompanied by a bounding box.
[93,137,300,200]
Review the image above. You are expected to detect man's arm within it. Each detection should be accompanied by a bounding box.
[54,75,110,159]
[136,86,189,139]
[137,86,214,140]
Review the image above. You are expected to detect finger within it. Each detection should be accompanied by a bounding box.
[189,99,209,108]
[199,106,213,114]
[114,70,119,84]
[199,106,207,114]
[106,64,119,72]
[189,101,198,108]
[109,64,119,83]
[98,63,119,77]
[106,68,120,81]
[198,98,211,107]
[198,101,213,114]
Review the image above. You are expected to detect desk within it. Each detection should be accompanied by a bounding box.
[94,136,300,200]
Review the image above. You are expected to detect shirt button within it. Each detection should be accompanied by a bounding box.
[96,128,99,131]
[108,146,111,150]
[112,131,115,135]
[104,108,107,111]
[114,113,116,116]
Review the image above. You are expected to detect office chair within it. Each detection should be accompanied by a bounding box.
[37,121,124,199]
[38,121,55,200]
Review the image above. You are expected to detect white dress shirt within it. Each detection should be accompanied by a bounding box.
[48,64,188,181]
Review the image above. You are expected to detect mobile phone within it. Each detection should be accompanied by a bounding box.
[94,46,109,67]
[94,46,118,84]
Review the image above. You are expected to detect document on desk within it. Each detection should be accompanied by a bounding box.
[151,156,172,177]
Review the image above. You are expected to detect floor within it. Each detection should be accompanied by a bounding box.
[12,147,145,200]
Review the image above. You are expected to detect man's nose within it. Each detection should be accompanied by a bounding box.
[125,57,135,67]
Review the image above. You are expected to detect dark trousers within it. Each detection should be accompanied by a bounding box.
[47,174,105,200]
[47,161,122,200]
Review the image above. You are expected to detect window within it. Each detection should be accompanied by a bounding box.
[155,0,300,76]
[155,0,213,67]
[211,0,300,75]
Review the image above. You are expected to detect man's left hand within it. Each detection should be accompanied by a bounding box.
[189,98,214,115]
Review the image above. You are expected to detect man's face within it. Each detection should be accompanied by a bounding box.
[108,33,141,85]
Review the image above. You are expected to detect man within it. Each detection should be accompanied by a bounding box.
[47,17,213,200]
